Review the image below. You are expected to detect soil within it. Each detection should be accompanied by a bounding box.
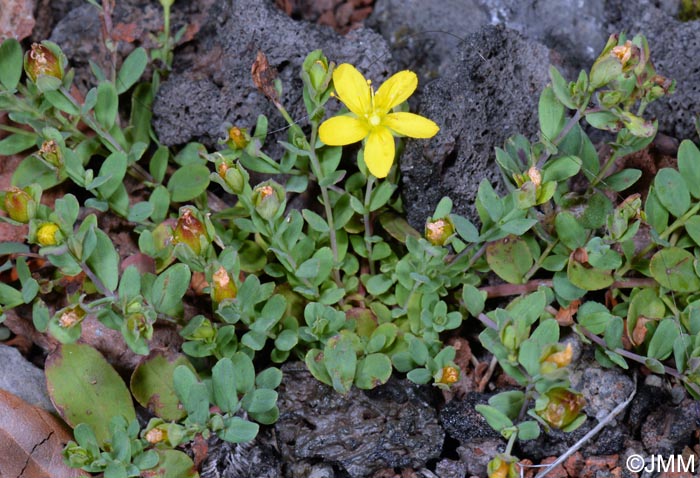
[2,1,700,478]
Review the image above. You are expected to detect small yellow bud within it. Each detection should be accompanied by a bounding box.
[37,223,61,246]
[437,366,460,385]
[536,388,586,429]
[227,127,248,150]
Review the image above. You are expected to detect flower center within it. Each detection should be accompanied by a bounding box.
[368,113,381,127]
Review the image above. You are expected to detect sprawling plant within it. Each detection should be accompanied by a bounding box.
[0,18,694,476]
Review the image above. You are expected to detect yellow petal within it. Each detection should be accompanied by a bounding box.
[332,64,371,116]
[374,70,418,112]
[364,127,395,178]
[384,112,440,138]
[319,115,369,145]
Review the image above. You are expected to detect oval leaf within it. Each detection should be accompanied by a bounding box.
[168,164,211,202]
[654,168,690,218]
[650,247,700,292]
[130,351,194,421]
[45,344,136,446]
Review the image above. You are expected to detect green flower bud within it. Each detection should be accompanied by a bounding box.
[188,317,215,341]
[24,43,63,83]
[211,266,238,303]
[425,217,455,246]
[252,180,285,220]
[3,187,35,223]
[217,160,247,195]
[173,208,209,255]
[302,50,332,94]
[126,311,154,340]
[536,388,586,429]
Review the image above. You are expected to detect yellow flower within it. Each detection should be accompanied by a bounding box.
[37,223,60,246]
[319,64,439,178]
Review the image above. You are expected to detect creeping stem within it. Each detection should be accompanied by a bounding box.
[364,176,376,275]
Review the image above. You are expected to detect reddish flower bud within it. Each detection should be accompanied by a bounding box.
[24,43,63,83]
[211,266,237,303]
[425,217,455,246]
[173,208,208,255]
[3,187,35,223]
[536,388,586,429]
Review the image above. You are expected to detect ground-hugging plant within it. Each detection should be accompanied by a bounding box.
[0,16,696,477]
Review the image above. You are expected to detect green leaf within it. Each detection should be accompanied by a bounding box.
[0,39,23,90]
[451,214,479,243]
[148,450,199,478]
[44,90,80,115]
[97,151,128,199]
[486,235,533,284]
[86,229,120,292]
[231,352,256,394]
[0,283,23,308]
[127,201,154,223]
[678,139,700,199]
[475,404,513,431]
[168,164,211,202]
[567,254,613,291]
[116,47,147,94]
[577,301,613,334]
[220,416,259,443]
[477,179,503,222]
[45,344,136,447]
[539,86,566,141]
[95,81,119,129]
[0,133,36,155]
[655,168,690,218]
[518,420,541,441]
[433,197,453,219]
[256,367,283,389]
[649,248,700,292]
[212,357,238,413]
[549,66,575,109]
[323,332,357,394]
[685,216,700,246]
[302,209,329,233]
[355,353,392,390]
[149,146,169,184]
[151,264,191,315]
[130,351,194,421]
[645,187,668,233]
[542,155,581,182]
[554,211,586,250]
[406,368,431,384]
[242,388,278,414]
[602,169,642,192]
[647,318,680,361]
[369,181,396,211]
[462,284,486,317]
[365,274,394,296]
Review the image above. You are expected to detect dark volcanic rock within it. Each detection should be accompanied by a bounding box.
[640,398,697,456]
[366,0,490,80]
[399,25,552,229]
[607,0,700,142]
[152,0,394,149]
[439,392,503,443]
[275,363,444,478]
[200,429,282,478]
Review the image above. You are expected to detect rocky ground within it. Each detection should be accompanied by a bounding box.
[2,0,700,477]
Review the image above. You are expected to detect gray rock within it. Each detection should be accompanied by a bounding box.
[0,344,53,411]
[399,25,553,229]
[199,430,282,478]
[366,0,490,80]
[275,363,443,478]
[606,1,700,142]
[439,392,503,443]
[152,0,394,149]
[640,397,697,456]
[481,0,610,71]
[434,458,468,478]
[570,360,635,422]
[457,439,503,477]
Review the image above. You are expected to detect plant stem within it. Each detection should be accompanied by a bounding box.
[479,277,657,298]
[305,121,342,287]
[504,431,517,456]
[60,86,125,154]
[364,176,376,275]
[523,239,559,281]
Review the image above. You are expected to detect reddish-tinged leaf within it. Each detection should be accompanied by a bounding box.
[0,389,88,478]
